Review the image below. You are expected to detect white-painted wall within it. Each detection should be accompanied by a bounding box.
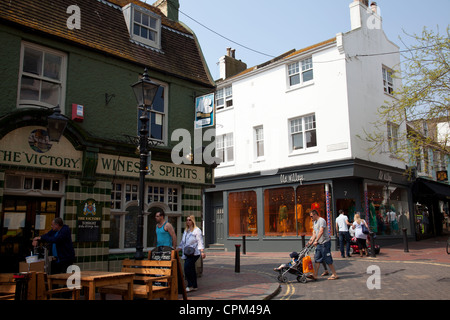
[215,0,406,178]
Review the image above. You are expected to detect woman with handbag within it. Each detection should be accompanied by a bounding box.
[177,215,205,292]
[352,213,369,257]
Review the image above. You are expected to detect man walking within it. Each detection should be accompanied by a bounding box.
[155,211,177,249]
[308,210,339,280]
[336,209,353,258]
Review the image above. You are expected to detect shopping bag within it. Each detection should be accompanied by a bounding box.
[302,255,314,273]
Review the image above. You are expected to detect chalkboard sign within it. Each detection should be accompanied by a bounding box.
[76,198,103,242]
[150,247,172,261]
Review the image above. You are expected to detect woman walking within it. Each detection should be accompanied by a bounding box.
[177,215,205,292]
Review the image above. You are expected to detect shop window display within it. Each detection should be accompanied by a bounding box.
[228,191,257,237]
[296,184,329,236]
[263,184,329,237]
[367,184,410,235]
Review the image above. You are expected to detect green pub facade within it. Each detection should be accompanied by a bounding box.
[0,0,215,272]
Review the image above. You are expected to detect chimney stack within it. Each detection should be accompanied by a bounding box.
[219,48,247,80]
[350,0,381,30]
[370,2,378,14]
[153,0,179,21]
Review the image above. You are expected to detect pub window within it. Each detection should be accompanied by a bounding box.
[18,42,66,110]
[109,181,181,250]
[123,3,162,50]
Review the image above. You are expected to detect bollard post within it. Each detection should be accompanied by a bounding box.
[242,235,246,255]
[369,232,376,257]
[301,234,306,248]
[402,228,409,252]
[235,244,241,273]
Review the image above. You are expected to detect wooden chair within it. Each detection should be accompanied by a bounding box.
[36,272,81,300]
[0,273,16,300]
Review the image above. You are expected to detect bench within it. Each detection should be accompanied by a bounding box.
[99,252,178,300]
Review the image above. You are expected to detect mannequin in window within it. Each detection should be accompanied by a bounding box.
[296,203,304,233]
[247,206,257,235]
[279,204,288,233]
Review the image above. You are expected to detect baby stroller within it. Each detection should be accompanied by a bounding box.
[274,244,314,284]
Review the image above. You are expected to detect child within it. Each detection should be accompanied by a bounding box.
[274,251,299,271]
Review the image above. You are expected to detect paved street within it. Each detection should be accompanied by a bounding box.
[189,236,450,301]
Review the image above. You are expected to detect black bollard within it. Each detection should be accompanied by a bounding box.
[242,235,246,255]
[235,244,241,273]
[369,232,376,257]
[301,234,306,248]
[402,228,409,252]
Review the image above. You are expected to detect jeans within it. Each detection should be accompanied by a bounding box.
[339,231,351,257]
[184,255,200,288]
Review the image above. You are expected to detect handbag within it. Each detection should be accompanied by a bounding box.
[361,222,370,235]
[184,246,195,256]
[183,232,196,256]
[302,255,314,274]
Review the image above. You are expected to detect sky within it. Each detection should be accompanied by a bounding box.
[174,0,450,80]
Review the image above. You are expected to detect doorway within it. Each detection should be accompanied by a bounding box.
[0,196,60,272]
[336,199,356,222]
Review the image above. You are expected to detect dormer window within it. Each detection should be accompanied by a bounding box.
[123,3,161,50]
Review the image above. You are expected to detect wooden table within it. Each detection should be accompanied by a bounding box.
[47,271,134,300]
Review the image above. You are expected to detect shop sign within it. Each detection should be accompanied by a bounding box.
[97,153,205,184]
[77,198,103,242]
[0,126,82,172]
[378,170,392,182]
[280,172,304,184]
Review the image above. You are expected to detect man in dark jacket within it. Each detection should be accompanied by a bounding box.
[33,217,75,274]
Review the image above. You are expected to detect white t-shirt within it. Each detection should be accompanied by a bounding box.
[336,214,349,232]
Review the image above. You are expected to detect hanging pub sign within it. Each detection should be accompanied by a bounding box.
[77,198,103,242]
[195,93,214,129]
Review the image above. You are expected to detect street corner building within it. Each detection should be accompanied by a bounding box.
[0,0,215,272]
[203,0,450,252]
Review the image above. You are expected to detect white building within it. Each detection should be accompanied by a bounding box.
[204,0,415,251]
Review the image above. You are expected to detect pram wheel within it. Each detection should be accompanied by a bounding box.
[277,274,288,283]
[297,274,307,283]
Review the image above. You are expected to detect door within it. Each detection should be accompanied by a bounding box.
[0,196,60,272]
[214,207,224,243]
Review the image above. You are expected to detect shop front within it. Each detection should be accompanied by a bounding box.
[412,178,450,239]
[204,159,414,252]
[0,121,211,272]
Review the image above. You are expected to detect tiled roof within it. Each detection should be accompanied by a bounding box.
[0,0,214,87]
[219,37,337,82]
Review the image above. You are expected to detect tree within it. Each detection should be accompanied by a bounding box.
[361,26,450,174]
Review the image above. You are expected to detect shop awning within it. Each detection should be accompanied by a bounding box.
[413,178,450,199]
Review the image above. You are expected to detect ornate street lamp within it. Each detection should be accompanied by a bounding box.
[131,68,161,260]
[47,105,68,142]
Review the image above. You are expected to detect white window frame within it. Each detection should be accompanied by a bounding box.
[382,67,394,95]
[216,133,234,164]
[387,122,399,153]
[123,3,162,50]
[216,85,233,110]
[254,126,265,160]
[17,42,67,110]
[287,57,314,88]
[289,114,317,152]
